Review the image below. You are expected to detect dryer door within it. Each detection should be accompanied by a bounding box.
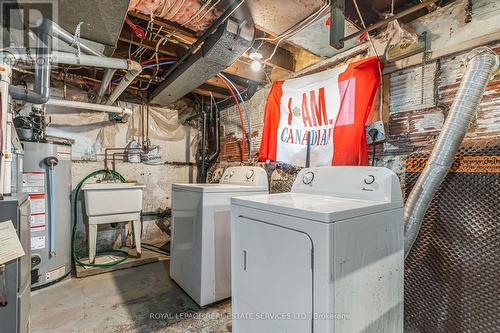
[232,216,313,333]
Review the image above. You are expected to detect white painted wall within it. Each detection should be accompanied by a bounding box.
[42,97,199,252]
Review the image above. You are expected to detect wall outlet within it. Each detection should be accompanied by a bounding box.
[365,121,386,144]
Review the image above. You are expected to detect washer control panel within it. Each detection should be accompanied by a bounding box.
[291,166,402,204]
[364,175,375,185]
[302,171,315,185]
[220,166,268,189]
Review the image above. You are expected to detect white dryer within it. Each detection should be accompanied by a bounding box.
[170,166,268,306]
[231,166,404,333]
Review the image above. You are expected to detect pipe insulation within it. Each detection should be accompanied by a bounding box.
[403,47,499,258]
[45,99,132,116]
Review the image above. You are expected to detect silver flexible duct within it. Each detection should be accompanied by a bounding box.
[403,47,499,258]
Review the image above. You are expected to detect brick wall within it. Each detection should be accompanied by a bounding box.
[213,45,500,192]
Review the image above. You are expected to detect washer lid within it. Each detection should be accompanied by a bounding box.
[172,183,268,193]
[231,192,402,223]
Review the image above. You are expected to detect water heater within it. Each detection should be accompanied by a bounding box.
[22,138,72,289]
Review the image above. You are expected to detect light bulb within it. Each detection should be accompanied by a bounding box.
[250,60,262,71]
[249,52,263,61]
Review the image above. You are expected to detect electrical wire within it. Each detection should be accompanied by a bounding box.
[110,61,176,86]
[352,0,384,122]
[216,74,246,162]
[258,0,330,63]
[142,61,176,70]
[181,0,213,26]
[193,0,223,25]
[217,73,253,161]
[255,0,330,42]
[140,57,176,65]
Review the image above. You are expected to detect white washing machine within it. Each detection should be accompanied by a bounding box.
[170,166,268,306]
[231,166,404,333]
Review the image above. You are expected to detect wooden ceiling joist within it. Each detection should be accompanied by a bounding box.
[119,27,266,85]
[125,11,296,72]
[193,87,228,100]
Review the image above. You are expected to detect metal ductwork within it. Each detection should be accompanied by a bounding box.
[403,47,499,258]
[149,16,254,106]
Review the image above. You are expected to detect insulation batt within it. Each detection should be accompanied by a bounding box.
[129,0,221,32]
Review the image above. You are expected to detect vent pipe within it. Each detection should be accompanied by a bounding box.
[404,47,499,258]
[9,19,52,104]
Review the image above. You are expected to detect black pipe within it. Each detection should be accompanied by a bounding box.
[198,104,220,183]
[206,106,220,166]
[305,132,311,168]
[163,0,246,80]
[199,112,208,183]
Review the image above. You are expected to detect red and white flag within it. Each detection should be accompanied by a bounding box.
[259,56,382,167]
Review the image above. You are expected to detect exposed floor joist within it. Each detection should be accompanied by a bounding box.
[126,11,296,72]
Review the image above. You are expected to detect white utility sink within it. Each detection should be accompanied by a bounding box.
[81,182,145,263]
[82,182,145,223]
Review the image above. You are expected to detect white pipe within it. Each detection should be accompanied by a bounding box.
[96,69,117,104]
[50,52,142,105]
[45,99,132,116]
[51,51,132,69]
[3,113,12,195]
[106,61,142,106]
[11,51,142,106]
[0,63,12,197]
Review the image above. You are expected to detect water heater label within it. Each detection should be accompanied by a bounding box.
[22,172,45,194]
[46,265,66,282]
[29,194,46,214]
[30,214,46,231]
[31,236,46,250]
[56,146,72,161]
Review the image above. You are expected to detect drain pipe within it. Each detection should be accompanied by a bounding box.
[404,47,499,258]
[105,61,142,106]
[96,69,117,104]
[45,99,132,117]
[9,19,52,104]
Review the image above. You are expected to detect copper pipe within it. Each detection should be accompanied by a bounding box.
[104,147,144,170]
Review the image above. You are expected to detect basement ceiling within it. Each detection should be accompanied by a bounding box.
[246,0,325,35]
[43,0,453,106]
[287,13,360,58]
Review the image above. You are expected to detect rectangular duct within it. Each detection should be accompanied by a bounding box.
[149,18,254,106]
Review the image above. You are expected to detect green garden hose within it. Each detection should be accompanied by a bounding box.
[72,169,129,267]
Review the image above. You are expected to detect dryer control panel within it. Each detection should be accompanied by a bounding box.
[292,166,403,204]
[220,166,268,188]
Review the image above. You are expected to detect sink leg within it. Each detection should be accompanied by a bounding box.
[132,220,141,258]
[88,224,97,264]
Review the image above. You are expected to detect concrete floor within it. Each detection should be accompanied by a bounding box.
[31,261,232,333]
